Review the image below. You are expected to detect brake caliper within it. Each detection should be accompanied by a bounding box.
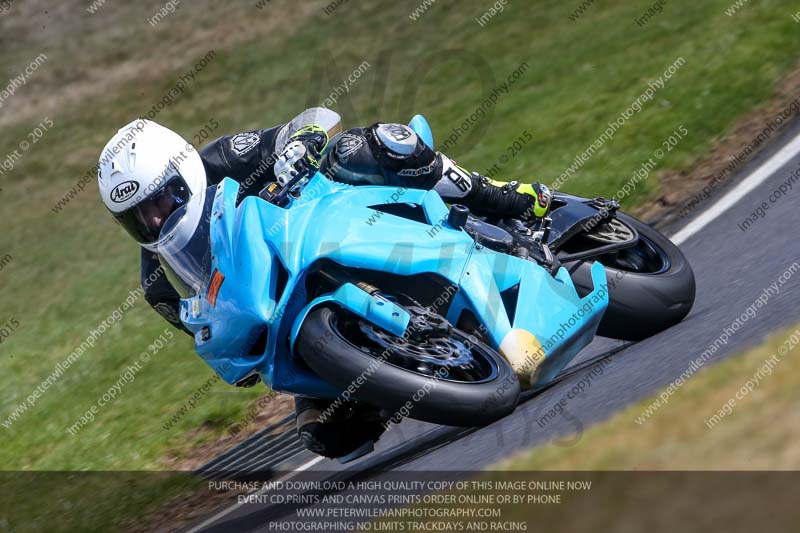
[405,305,452,341]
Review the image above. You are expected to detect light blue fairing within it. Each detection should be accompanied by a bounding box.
[180,174,608,399]
[179,133,607,400]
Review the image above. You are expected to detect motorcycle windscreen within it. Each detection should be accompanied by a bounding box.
[157,185,215,298]
[273,107,342,150]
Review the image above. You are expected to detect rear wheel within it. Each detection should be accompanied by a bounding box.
[568,212,695,341]
[295,306,520,427]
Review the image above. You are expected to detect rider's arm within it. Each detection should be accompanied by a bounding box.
[199,125,284,200]
[199,108,342,200]
[141,248,192,335]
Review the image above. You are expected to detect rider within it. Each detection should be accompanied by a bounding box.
[97,108,552,459]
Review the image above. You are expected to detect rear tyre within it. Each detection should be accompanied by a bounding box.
[569,212,695,341]
[296,306,520,427]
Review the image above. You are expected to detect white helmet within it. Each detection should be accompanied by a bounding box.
[98,119,207,252]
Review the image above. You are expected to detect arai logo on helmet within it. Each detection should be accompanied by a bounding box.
[110,180,140,203]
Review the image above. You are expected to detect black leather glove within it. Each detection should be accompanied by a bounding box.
[273,124,329,185]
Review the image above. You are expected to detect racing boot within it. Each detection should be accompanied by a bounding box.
[294,396,387,460]
[487,179,553,219]
[433,154,553,222]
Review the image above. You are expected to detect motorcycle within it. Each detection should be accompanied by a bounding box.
[158,115,695,441]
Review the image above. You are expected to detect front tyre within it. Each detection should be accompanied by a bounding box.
[569,212,695,341]
[296,306,520,427]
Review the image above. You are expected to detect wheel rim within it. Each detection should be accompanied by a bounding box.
[587,218,670,274]
[599,233,670,274]
[330,311,499,384]
[585,218,636,244]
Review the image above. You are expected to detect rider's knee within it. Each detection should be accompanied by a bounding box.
[322,123,441,190]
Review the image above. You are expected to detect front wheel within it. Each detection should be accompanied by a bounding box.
[295,306,520,427]
[568,212,695,341]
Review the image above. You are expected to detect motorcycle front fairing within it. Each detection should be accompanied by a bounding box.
[175,175,607,399]
[175,179,342,397]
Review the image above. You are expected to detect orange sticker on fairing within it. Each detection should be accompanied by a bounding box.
[207,270,225,306]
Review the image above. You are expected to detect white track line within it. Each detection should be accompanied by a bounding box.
[672,131,800,245]
[188,130,800,532]
[185,455,325,533]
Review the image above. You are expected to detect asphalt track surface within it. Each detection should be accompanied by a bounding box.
[187,122,800,532]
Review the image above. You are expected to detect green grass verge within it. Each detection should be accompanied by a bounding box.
[1,0,799,475]
[0,472,202,533]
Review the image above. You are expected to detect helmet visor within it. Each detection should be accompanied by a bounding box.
[112,165,192,245]
[158,185,216,298]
